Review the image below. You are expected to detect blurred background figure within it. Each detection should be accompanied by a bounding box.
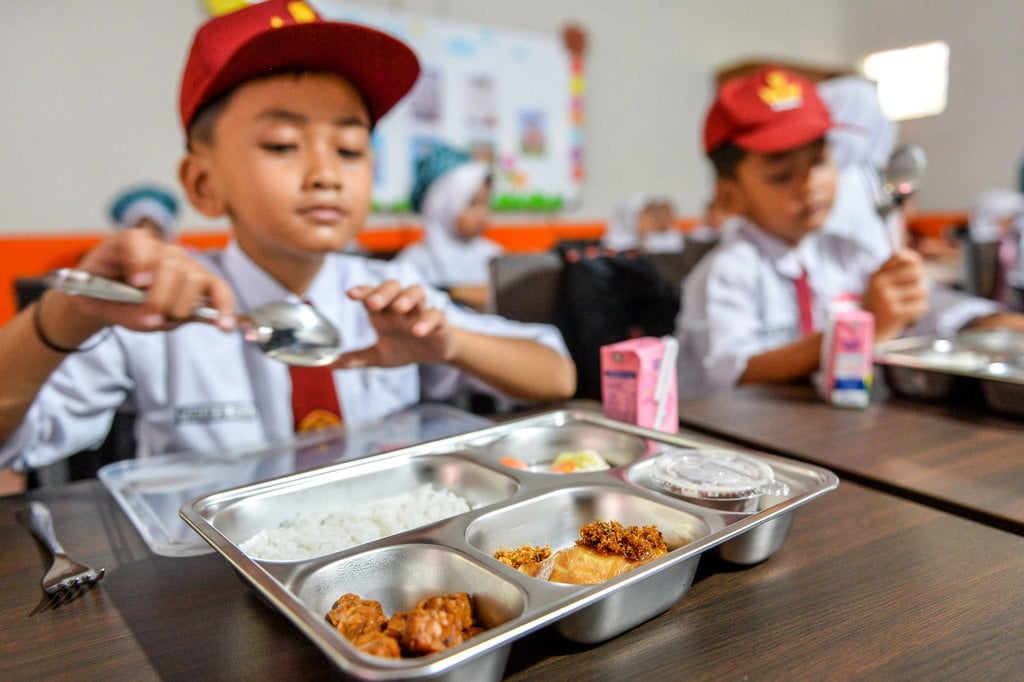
[964,188,1024,308]
[603,193,684,253]
[397,144,500,312]
[108,183,180,242]
[688,189,735,243]
[817,75,900,259]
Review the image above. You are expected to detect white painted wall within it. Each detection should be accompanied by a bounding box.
[835,0,1024,212]
[1,0,1018,235]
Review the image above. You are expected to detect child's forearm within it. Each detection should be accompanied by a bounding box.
[447,328,576,400]
[445,285,490,313]
[0,294,103,442]
[739,332,824,386]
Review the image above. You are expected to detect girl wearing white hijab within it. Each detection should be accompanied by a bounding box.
[603,193,684,253]
[817,75,900,259]
[967,188,1024,306]
[397,145,501,311]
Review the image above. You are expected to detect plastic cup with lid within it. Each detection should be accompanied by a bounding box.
[650,448,790,512]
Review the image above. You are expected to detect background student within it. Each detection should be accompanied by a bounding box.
[108,184,181,242]
[0,0,575,474]
[676,67,1024,398]
[817,74,900,258]
[603,193,684,253]
[394,143,502,312]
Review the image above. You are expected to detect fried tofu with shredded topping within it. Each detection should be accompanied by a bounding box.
[494,520,668,585]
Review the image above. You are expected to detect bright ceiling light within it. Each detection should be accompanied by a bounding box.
[861,41,949,121]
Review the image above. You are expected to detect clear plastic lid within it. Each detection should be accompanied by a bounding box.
[650,448,789,501]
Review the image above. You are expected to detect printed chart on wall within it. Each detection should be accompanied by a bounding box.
[316,1,584,212]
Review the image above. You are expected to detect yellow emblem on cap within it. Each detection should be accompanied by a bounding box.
[270,2,316,27]
[758,70,803,112]
[287,2,317,23]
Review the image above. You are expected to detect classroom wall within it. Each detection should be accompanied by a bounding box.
[1,1,1020,236]
[836,0,1024,213]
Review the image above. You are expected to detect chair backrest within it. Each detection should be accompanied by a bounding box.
[487,251,564,323]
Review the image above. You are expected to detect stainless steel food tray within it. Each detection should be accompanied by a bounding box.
[181,409,838,681]
[874,329,1024,416]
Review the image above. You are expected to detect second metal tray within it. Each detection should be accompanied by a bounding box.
[874,329,1024,416]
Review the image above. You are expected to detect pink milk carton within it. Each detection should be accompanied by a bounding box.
[822,308,875,409]
[600,336,679,433]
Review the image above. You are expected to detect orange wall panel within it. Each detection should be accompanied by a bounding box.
[0,213,955,324]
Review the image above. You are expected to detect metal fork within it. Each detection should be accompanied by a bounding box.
[18,501,105,608]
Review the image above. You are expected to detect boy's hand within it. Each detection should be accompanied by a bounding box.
[336,281,453,368]
[51,229,237,340]
[862,248,929,340]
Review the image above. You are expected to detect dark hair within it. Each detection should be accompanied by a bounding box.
[187,92,231,148]
[185,69,372,148]
[707,141,746,179]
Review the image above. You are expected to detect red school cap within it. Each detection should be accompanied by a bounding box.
[703,66,832,155]
[179,0,421,132]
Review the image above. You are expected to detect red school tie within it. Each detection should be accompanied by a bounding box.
[289,300,343,432]
[290,364,343,432]
[794,270,815,337]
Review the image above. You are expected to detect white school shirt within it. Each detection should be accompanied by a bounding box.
[2,241,568,469]
[675,218,1000,398]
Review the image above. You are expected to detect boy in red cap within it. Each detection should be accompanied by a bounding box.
[0,1,575,471]
[676,66,1022,397]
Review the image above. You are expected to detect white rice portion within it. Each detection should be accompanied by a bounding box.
[239,484,475,561]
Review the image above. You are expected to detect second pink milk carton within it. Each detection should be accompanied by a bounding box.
[821,308,875,409]
[600,336,679,433]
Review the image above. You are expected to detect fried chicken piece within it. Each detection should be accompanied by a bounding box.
[326,593,388,641]
[382,609,409,640]
[397,593,477,656]
[352,631,401,659]
[328,592,483,658]
[417,593,475,631]
[401,606,467,655]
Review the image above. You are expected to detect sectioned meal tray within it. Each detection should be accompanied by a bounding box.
[180,409,837,681]
[874,329,1024,416]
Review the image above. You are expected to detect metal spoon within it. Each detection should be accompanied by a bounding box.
[873,144,928,251]
[880,144,928,214]
[36,268,342,367]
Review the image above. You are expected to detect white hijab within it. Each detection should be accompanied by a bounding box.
[398,161,501,287]
[603,193,684,253]
[818,76,900,258]
[817,76,897,170]
[968,188,1024,243]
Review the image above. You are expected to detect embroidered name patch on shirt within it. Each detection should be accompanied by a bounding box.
[175,402,257,424]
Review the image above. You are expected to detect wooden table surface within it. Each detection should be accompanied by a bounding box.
[3,476,1023,680]
[677,384,1024,535]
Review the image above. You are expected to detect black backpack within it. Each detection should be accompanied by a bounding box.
[554,242,681,399]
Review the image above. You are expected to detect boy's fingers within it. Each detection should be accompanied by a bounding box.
[411,308,445,337]
[362,281,404,310]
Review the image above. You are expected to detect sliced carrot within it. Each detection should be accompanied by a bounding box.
[500,457,529,470]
